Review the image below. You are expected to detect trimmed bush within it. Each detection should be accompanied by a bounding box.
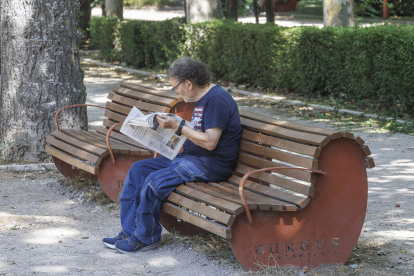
[120,18,185,68]
[90,17,414,113]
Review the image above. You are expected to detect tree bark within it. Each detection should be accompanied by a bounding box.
[105,0,123,19]
[254,0,259,24]
[265,0,275,23]
[323,0,355,27]
[80,0,92,39]
[226,0,238,20]
[0,0,87,162]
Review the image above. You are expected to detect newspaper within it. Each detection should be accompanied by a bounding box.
[120,107,194,160]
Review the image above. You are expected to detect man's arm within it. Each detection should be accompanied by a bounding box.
[156,115,222,151]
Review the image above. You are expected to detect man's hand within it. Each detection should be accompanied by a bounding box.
[156,115,180,130]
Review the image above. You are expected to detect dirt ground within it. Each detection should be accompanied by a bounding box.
[1,62,414,275]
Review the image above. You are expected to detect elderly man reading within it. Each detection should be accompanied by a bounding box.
[103,57,242,253]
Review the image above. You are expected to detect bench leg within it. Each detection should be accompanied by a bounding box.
[97,154,153,202]
[229,138,368,271]
[52,156,98,181]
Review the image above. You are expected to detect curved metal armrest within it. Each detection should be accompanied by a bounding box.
[55,104,108,131]
[106,122,124,164]
[239,167,327,224]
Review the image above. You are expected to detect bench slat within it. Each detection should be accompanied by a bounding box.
[104,110,127,123]
[96,127,151,155]
[120,83,182,101]
[213,182,296,211]
[108,92,170,113]
[51,130,108,157]
[166,192,236,227]
[240,110,342,139]
[238,152,316,183]
[242,129,321,158]
[103,119,122,131]
[206,182,274,210]
[113,86,177,107]
[46,136,101,165]
[187,182,260,210]
[175,185,244,215]
[45,144,99,175]
[241,117,330,147]
[106,101,132,116]
[240,140,318,170]
[162,203,232,239]
[77,130,140,154]
[228,175,309,209]
[72,130,130,152]
[185,182,258,210]
[234,163,314,196]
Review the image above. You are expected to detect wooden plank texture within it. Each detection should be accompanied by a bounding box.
[46,136,101,165]
[96,127,151,155]
[175,185,244,215]
[242,129,321,158]
[239,110,341,139]
[45,145,99,174]
[238,152,316,183]
[241,117,330,147]
[113,86,177,107]
[108,92,170,113]
[51,130,108,157]
[106,101,132,116]
[104,110,127,123]
[166,192,235,226]
[162,203,232,239]
[120,83,182,100]
[234,163,314,196]
[240,140,318,169]
[228,175,308,209]
[365,157,375,168]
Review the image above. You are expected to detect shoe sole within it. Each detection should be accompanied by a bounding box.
[102,241,116,249]
[116,238,163,254]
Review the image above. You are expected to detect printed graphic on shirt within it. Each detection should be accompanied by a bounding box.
[191,106,204,132]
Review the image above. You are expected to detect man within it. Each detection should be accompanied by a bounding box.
[103,57,242,253]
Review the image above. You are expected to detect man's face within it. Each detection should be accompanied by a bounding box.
[170,78,195,103]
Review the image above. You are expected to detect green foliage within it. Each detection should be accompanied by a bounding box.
[355,0,414,17]
[120,18,185,68]
[90,17,121,61]
[90,17,414,114]
[124,0,170,8]
[184,20,294,89]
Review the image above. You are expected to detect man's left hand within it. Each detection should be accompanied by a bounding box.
[156,115,180,130]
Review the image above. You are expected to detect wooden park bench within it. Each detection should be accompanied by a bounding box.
[46,84,375,270]
[46,83,195,201]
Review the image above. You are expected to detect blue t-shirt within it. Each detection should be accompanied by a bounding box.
[178,85,242,182]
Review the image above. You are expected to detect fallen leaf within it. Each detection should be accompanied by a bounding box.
[401,250,407,253]
[44,199,50,202]
[58,240,62,243]
[395,204,400,208]
[11,207,16,209]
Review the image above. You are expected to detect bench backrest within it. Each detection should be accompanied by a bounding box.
[230,110,367,210]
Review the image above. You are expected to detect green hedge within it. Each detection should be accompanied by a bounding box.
[90,17,414,113]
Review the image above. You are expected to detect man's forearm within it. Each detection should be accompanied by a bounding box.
[181,126,220,151]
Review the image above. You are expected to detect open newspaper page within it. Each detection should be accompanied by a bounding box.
[120,107,194,160]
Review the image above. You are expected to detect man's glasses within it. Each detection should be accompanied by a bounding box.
[172,81,183,93]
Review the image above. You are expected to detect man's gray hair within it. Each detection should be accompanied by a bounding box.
[167,57,212,87]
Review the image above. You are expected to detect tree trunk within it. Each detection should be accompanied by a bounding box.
[105,0,123,19]
[254,0,259,24]
[80,0,92,39]
[226,0,238,20]
[102,4,106,17]
[265,0,275,23]
[0,0,87,162]
[323,0,354,27]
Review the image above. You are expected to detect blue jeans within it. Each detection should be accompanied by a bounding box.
[119,156,210,245]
